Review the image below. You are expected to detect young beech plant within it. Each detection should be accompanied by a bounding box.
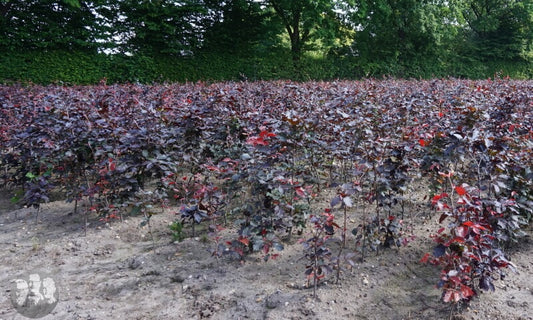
[1,80,530,308]
[421,171,517,303]
[301,209,339,299]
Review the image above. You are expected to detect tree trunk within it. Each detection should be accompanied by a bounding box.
[289,29,301,62]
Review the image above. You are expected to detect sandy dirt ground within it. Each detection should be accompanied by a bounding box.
[1,190,532,320]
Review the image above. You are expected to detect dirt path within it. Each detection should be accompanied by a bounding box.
[1,194,532,320]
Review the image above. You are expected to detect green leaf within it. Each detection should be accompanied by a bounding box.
[63,0,80,8]
[10,195,21,204]
[139,216,150,227]
[129,206,141,216]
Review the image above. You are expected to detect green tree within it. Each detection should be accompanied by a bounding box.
[0,0,101,52]
[201,0,273,55]
[116,0,206,56]
[458,0,533,61]
[353,0,446,63]
[265,0,355,62]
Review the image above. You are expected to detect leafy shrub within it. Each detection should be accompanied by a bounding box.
[0,79,531,305]
[2,50,531,85]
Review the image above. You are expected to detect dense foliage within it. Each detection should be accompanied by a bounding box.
[1,79,531,304]
[1,49,532,85]
[0,0,532,83]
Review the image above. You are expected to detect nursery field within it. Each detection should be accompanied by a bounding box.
[0,79,532,319]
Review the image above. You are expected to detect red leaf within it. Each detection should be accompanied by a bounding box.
[420,253,430,263]
[454,186,467,196]
[432,192,448,206]
[204,165,220,172]
[445,236,465,247]
[462,221,474,227]
[443,290,453,303]
[259,130,276,138]
[246,136,268,146]
[295,186,306,197]
[238,237,249,246]
[431,194,441,206]
[460,284,475,299]
[419,139,429,147]
[455,226,468,238]
[463,221,487,234]
[449,276,461,285]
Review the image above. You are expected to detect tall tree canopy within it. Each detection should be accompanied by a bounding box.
[353,0,442,62]
[0,0,531,78]
[201,0,272,54]
[266,0,355,62]
[458,0,533,60]
[115,0,206,55]
[0,0,102,51]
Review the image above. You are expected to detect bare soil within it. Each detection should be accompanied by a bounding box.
[1,191,532,320]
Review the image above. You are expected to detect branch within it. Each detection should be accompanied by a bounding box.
[269,0,290,27]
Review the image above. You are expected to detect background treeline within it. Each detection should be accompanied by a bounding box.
[0,0,532,84]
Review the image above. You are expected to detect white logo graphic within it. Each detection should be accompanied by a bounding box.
[11,272,58,318]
